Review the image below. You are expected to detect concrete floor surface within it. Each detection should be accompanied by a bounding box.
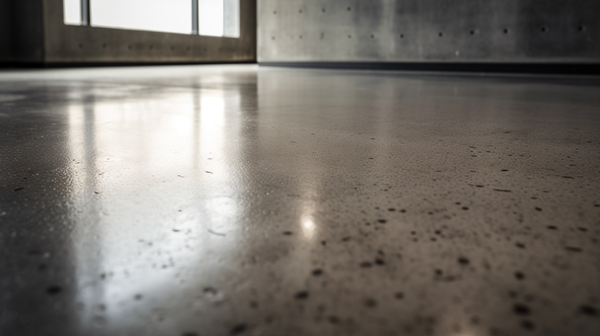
[0,65,599,336]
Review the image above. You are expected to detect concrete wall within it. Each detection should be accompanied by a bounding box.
[0,0,46,63]
[11,0,45,63]
[258,0,600,63]
[0,0,11,62]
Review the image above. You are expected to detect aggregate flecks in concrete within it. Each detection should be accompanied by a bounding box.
[0,65,599,336]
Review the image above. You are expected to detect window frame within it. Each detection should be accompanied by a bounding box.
[43,0,254,64]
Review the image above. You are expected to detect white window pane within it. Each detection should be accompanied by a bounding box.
[91,0,192,35]
[223,0,239,38]
[199,0,224,37]
[64,0,81,25]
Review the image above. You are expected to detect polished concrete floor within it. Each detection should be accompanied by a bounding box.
[1,65,599,336]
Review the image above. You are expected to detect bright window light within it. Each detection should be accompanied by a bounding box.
[198,0,224,37]
[223,0,240,38]
[63,0,240,38]
[64,0,82,25]
[90,0,192,35]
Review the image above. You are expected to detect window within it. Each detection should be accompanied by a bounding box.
[223,0,240,38]
[63,0,82,25]
[91,0,192,35]
[63,0,239,38]
[198,0,223,36]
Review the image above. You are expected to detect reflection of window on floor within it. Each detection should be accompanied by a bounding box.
[63,0,240,38]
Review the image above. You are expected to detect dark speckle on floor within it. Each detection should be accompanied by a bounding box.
[46,286,62,295]
[364,298,377,308]
[579,305,598,316]
[513,303,531,316]
[328,316,340,324]
[230,324,247,334]
[521,320,535,331]
[565,246,583,252]
[295,291,309,299]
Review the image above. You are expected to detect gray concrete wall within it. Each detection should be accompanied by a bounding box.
[10,0,45,63]
[258,0,600,63]
[0,0,44,63]
[0,0,12,62]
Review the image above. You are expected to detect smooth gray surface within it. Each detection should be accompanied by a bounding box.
[258,0,600,63]
[1,65,600,336]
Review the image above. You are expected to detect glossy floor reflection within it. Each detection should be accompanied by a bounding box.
[1,65,599,336]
